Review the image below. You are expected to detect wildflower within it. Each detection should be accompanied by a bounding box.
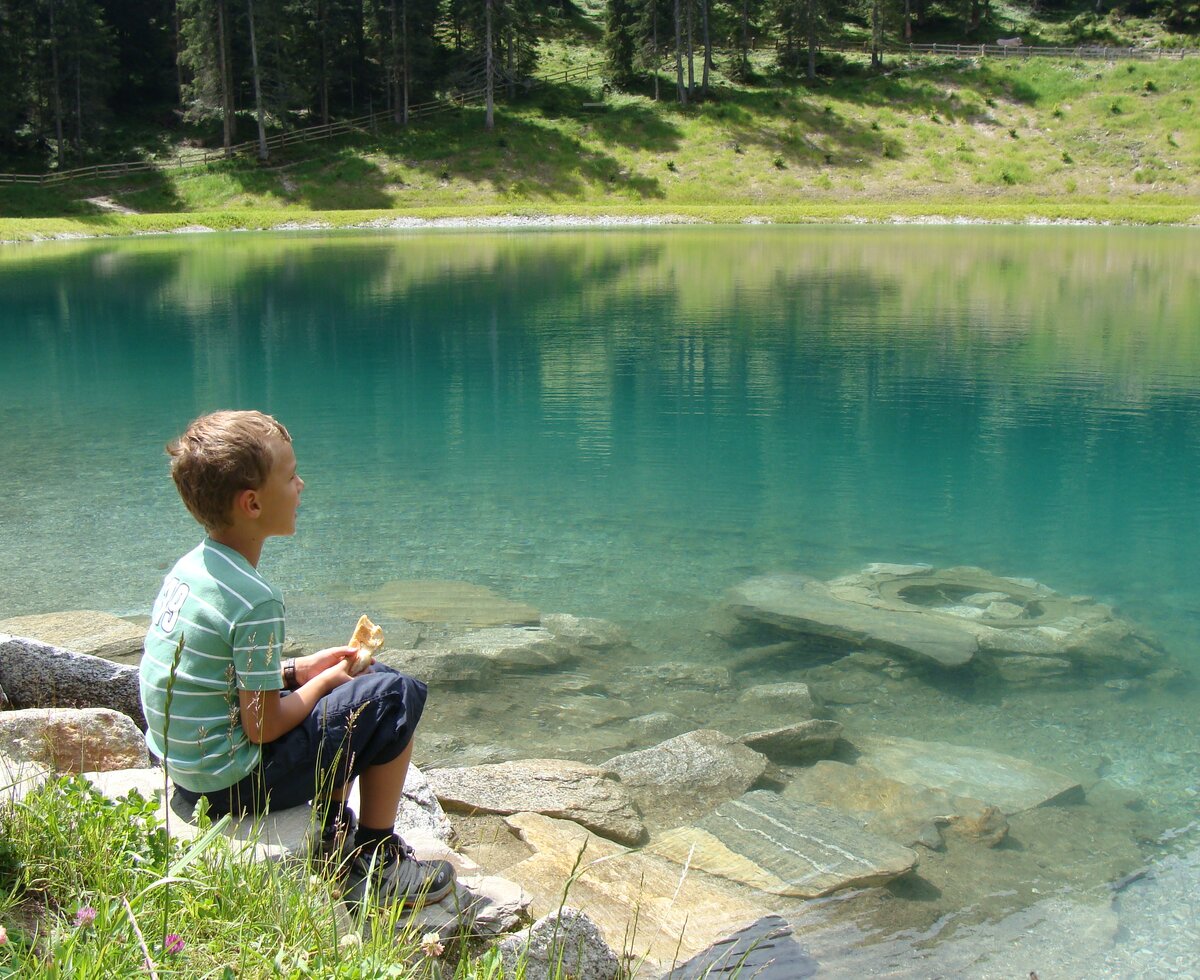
[74,906,98,928]
[0,924,8,945]
[419,931,445,958]
[338,933,362,949]
[164,934,185,954]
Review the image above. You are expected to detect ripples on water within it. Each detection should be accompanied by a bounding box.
[2,225,1199,972]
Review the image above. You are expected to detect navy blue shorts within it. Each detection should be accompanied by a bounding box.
[173,665,427,817]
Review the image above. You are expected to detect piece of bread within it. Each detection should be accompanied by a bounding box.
[348,615,384,675]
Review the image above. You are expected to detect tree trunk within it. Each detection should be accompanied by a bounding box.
[216,0,234,154]
[806,0,817,80]
[652,0,660,100]
[247,0,269,161]
[685,0,694,98]
[701,0,710,96]
[507,28,514,99]
[904,0,912,39]
[174,0,184,103]
[739,0,750,77]
[74,53,83,150]
[673,0,686,104]
[485,0,494,129]
[401,0,409,125]
[390,0,401,123]
[318,0,329,126]
[48,0,65,167]
[870,0,882,68]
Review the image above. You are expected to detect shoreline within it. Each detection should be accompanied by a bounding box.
[4,201,1199,245]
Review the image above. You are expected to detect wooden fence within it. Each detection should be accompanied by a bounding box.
[887,41,1195,60]
[0,71,567,186]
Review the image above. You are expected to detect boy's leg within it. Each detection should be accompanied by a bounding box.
[358,738,414,830]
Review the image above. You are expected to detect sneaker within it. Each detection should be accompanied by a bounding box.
[317,806,358,871]
[342,835,456,910]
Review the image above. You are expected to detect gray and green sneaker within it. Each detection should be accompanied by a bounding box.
[343,834,456,910]
[317,807,358,872]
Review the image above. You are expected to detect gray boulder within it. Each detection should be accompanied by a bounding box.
[0,635,144,728]
[497,907,620,980]
[0,611,146,664]
[736,681,826,719]
[0,707,149,773]
[603,730,768,829]
[0,751,52,805]
[426,759,646,845]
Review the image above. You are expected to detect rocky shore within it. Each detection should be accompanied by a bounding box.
[1,563,1194,977]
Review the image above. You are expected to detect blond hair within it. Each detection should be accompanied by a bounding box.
[167,410,292,531]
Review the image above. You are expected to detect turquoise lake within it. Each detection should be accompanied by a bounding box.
[2,225,1199,973]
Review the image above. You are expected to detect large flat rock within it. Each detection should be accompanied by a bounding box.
[426,759,646,845]
[502,811,767,973]
[603,730,768,829]
[727,574,978,667]
[0,611,146,663]
[0,707,149,774]
[738,719,844,765]
[648,790,919,898]
[850,734,1083,814]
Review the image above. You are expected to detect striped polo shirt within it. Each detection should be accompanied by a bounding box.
[140,538,285,793]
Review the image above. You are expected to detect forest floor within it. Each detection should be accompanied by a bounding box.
[2,42,1199,241]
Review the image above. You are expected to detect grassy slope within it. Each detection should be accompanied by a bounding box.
[2,40,1198,238]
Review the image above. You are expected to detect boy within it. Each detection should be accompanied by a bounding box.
[139,409,455,909]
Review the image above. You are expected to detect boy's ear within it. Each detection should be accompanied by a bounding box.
[231,487,262,521]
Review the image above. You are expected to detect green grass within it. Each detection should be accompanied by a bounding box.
[0,775,519,978]
[1,49,1198,240]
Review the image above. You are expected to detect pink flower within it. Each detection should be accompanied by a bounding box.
[164,934,185,955]
[0,924,8,945]
[74,906,97,928]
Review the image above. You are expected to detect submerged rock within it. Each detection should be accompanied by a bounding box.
[355,579,541,628]
[426,759,646,845]
[603,730,768,829]
[727,564,1166,680]
[0,610,146,664]
[849,734,1083,814]
[648,790,919,898]
[738,719,844,764]
[665,914,818,980]
[502,811,766,972]
[736,681,827,719]
[784,759,1008,849]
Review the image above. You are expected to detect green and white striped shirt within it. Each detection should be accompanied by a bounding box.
[140,538,285,793]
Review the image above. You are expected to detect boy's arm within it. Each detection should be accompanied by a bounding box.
[239,654,355,744]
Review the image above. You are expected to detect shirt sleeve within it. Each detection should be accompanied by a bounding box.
[231,599,286,692]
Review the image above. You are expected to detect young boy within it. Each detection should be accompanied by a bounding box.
[139,409,455,909]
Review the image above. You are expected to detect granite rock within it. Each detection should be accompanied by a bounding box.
[0,751,52,805]
[664,914,819,980]
[735,681,827,720]
[426,759,646,845]
[0,635,144,728]
[497,906,620,980]
[603,730,768,829]
[0,707,149,773]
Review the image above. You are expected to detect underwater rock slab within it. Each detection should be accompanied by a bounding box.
[727,574,978,667]
[0,610,146,664]
[648,791,919,898]
[426,759,646,845]
[727,565,1167,677]
[738,719,844,765]
[850,734,1082,814]
[783,759,1008,849]
[663,914,818,980]
[356,579,541,627]
[502,811,767,973]
[603,730,768,829]
[736,681,827,720]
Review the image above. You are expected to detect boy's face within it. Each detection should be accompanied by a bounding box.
[255,436,304,537]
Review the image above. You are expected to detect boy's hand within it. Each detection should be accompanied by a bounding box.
[296,646,356,686]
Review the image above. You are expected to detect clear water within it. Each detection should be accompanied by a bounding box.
[2,225,1199,971]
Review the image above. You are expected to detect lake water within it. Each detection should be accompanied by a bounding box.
[2,225,1199,974]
